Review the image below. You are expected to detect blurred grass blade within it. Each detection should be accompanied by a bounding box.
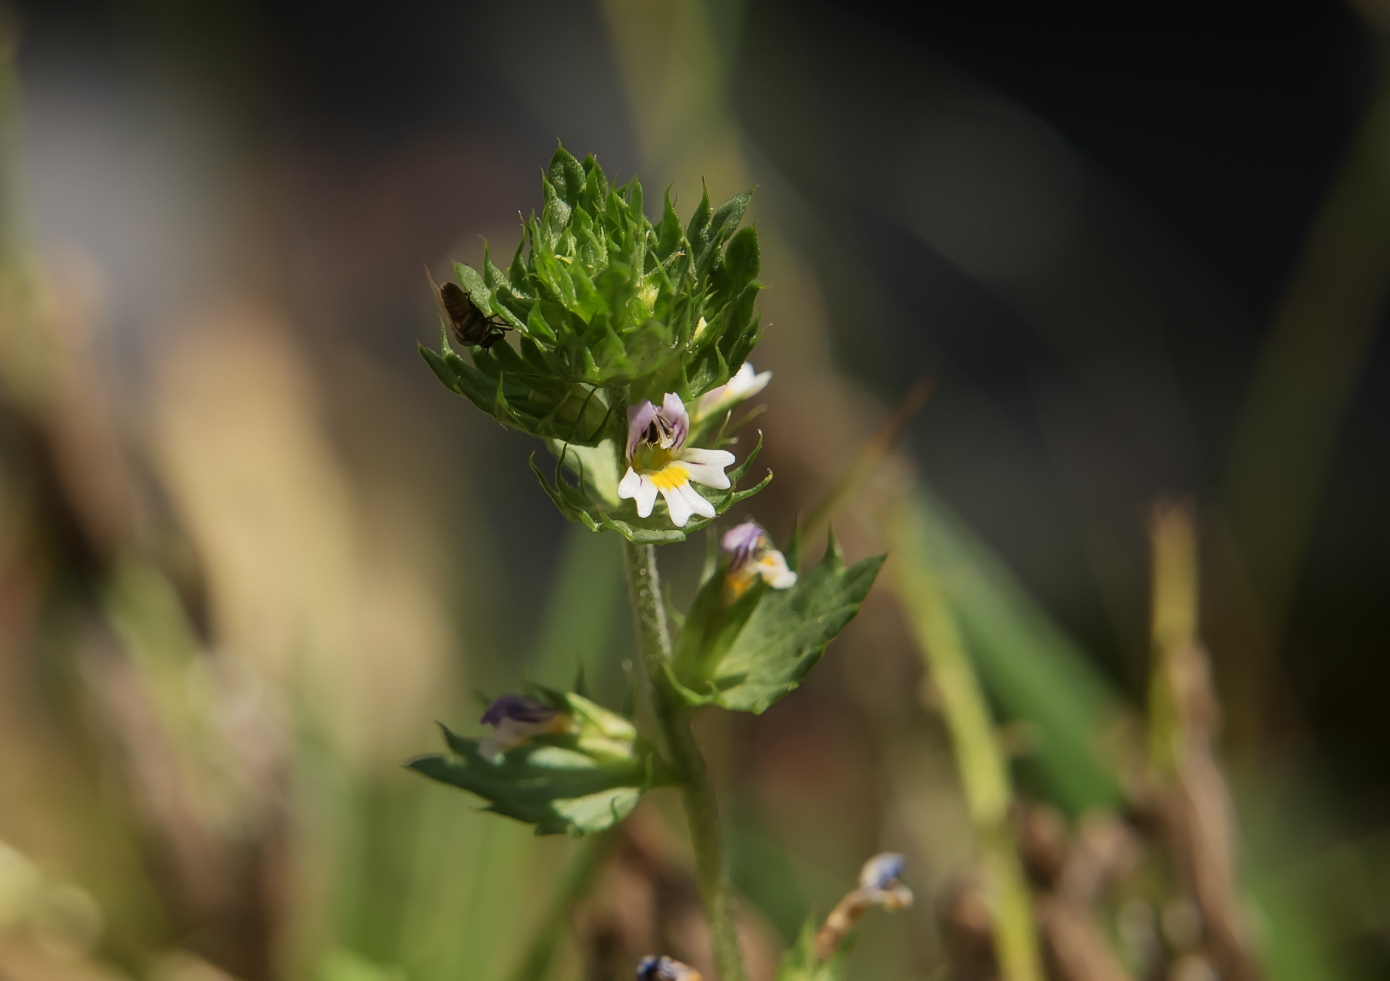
[505,830,617,981]
[1148,500,1197,777]
[887,494,1042,981]
[905,487,1124,814]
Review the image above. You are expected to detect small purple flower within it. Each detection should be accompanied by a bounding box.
[618,394,735,528]
[720,520,797,602]
[720,520,763,571]
[636,956,701,981]
[480,695,556,727]
[477,694,569,761]
[625,393,689,460]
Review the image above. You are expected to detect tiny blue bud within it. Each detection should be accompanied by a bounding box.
[860,852,907,893]
[636,955,700,981]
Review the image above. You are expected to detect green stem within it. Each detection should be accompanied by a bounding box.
[889,498,1043,981]
[622,539,746,981]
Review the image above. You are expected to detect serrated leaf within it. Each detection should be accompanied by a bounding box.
[407,690,670,836]
[549,145,587,209]
[454,261,490,308]
[671,534,885,713]
[419,344,461,394]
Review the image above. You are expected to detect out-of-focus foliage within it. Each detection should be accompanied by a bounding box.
[898,490,1125,815]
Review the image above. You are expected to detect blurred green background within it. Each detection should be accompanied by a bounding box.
[1,1,1388,980]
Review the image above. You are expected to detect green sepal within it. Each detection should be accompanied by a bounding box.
[774,918,853,981]
[406,688,673,836]
[670,531,886,713]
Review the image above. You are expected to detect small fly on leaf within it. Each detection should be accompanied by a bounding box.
[425,265,511,350]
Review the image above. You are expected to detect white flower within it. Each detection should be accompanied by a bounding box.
[695,362,772,422]
[617,394,736,527]
[720,519,797,602]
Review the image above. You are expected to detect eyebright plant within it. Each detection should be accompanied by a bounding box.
[420,145,770,544]
[411,146,894,981]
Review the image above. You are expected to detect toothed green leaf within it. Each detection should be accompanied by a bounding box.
[671,533,885,713]
[407,689,672,836]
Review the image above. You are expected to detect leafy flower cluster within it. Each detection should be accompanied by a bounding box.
[421,146,769,542]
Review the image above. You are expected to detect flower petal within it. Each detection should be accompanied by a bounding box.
[756,552,798,589]
[721,520,763,569]
[695,363,771,420]
[626,401,659,460]
[695,382,730,420]
[619,468,659,518]
[679,446,736,467]
[635,476,659,517]
[618,466,642,500]
[729,362,771,399]
[661,483,695,527]
[678,481,716,519]
[682,462,730,489]
[661,392,689,448]
[678,447,735,489]
[481,695,555,726]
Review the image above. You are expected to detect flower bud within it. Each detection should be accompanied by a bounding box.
[636,955,701,981]
[812,852,914,961]
[477,695,572,761]
[721,519,797,603]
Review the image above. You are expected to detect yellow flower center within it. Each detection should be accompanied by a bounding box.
[634,446,689,490]
[649,463,689,491]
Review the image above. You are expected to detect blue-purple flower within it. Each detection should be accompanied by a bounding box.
[694,361,771,423]
[618,394,736,527]
[477,695,572,761]
[636,956,701,981]
[721,519,797,602]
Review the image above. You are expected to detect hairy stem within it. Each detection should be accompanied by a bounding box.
[622,539,746,981]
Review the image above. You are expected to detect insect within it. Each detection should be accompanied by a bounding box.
[425,265,511,350]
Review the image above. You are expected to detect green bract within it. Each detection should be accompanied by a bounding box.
[421,147,769,538]
[669,531,886,713]
[407,689,673,836]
